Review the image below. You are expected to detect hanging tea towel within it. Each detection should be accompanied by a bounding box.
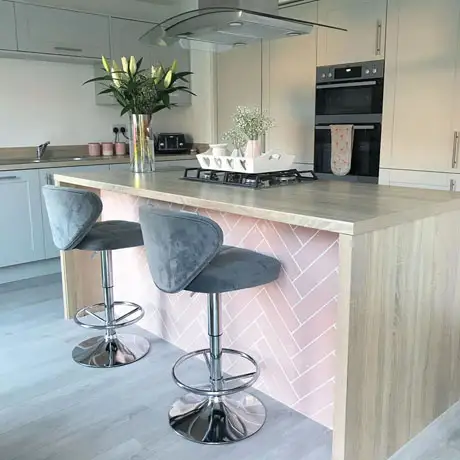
[330,125,354,176]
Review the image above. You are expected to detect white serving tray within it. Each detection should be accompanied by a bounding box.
[197,152,295,174]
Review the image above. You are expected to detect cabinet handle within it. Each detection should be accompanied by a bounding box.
[452,131,460,168]
[53,46,83,53]
[451,179,456,191]
[0,175,19,180]
[375,20,382,56]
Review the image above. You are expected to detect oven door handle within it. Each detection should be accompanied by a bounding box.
[317,81,378,89]
[315,125,376,130]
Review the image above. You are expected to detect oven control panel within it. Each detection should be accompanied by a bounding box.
[317,60,385,83]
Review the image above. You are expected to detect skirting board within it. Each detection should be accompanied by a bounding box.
[0,258,61,285]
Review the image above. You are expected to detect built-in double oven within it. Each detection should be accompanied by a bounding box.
[314,60,384,181]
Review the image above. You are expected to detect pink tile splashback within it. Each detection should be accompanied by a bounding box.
[101,191,339,429]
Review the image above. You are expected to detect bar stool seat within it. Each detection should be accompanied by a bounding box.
[139,206,281,445]
[42,185,150,368]
[76,221,144,251]
[186,245,280,293]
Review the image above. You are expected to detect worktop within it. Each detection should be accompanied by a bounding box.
[55,170,460,460]
[54,169,460,235]
[0,154,195,172]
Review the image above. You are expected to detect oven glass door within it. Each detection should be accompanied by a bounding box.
[316,80,384,116]
[314,124,381,177]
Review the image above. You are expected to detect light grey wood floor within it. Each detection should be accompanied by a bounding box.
[2,275,460,460]
[0,275,332,460]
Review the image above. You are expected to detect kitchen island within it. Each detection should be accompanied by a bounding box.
[54,170,460,460]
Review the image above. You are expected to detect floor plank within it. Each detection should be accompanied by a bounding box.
[0,276,331,460]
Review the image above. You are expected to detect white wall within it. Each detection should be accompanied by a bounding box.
[0,54,213,148]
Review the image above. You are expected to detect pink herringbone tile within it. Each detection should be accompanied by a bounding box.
[293,379,335,416]
[294,245,339,298]
[101,191,339,429]
[292,353,336,397]
[294,271,339,322]
[264,283,300,330]
[272,222,302,254]
[294,231,338,269]
[292,326,336,374]
[312,404,334,430]
[293,300,337,349]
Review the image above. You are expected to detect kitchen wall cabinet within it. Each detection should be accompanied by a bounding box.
[0,170,45,268]
[216,42,263,143]
[380,0,460,174]
[95,18,191,106]
[317,0,387,66]
[0,1,17,51]
[39,165,109,259]
[15,3,110,59]
[265,3,318,165]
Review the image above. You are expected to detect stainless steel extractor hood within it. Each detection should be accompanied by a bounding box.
[140,0,346,52]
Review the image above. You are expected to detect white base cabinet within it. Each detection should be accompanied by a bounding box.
[379,168,460,191]
[0,170,45,268]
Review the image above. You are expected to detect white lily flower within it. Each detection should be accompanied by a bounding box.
[101,56,110,72]
[121,56,129,73]
[129,56,137,74]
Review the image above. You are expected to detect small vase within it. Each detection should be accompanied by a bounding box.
[245,139,262,158]
[129,114,155,173]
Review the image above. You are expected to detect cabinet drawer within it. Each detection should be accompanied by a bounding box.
[15,3,110,58]
[0,170,45,268]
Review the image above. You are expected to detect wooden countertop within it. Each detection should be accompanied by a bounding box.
[54,170,460,235]
[0,154,195,172]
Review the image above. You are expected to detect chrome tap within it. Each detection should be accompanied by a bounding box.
[36,141,50,159]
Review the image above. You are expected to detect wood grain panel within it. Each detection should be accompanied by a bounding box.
[334,210,460,460]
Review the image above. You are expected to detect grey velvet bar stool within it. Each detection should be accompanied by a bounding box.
[139,206,281,445]
[42,185,150,368]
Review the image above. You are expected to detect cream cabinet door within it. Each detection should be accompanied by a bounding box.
[0,1,17,51]
[317,0,387,66]
[15,3,110,58]
[216,42,263,142]
[381,0,460,172]
[0,170,45,268]
[266,3,318,165]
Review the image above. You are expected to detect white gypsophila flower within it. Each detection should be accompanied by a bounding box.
[222,128,247,148]
[232,106,274,141]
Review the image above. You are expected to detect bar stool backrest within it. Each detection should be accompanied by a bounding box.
[42,185,103,251]
[139,206,223,293]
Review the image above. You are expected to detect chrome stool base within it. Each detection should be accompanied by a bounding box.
[72,334,150,368]
[169,392,266,445]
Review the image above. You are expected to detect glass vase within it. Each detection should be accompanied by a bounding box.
[129,114,155,173]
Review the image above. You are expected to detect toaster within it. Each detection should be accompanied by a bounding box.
[156,133,188,153]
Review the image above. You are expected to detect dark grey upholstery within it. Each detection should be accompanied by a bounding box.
[139,206,224,293]
[186,245,281,294]
[77,221,144,251]
[139,206,281,294]
[43,185,144,252]
[42,185,102,250]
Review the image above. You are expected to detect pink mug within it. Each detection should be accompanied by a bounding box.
[102,142,114,157]
[115,142,126,156]
[88,143,101,157]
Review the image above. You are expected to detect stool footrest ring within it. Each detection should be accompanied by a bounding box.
[74,301,145,330]
[172,348,260,397]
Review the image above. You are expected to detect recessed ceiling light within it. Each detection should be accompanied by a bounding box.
[233,42,247,48]
[229,21,243,27]
[287,32,301,37]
